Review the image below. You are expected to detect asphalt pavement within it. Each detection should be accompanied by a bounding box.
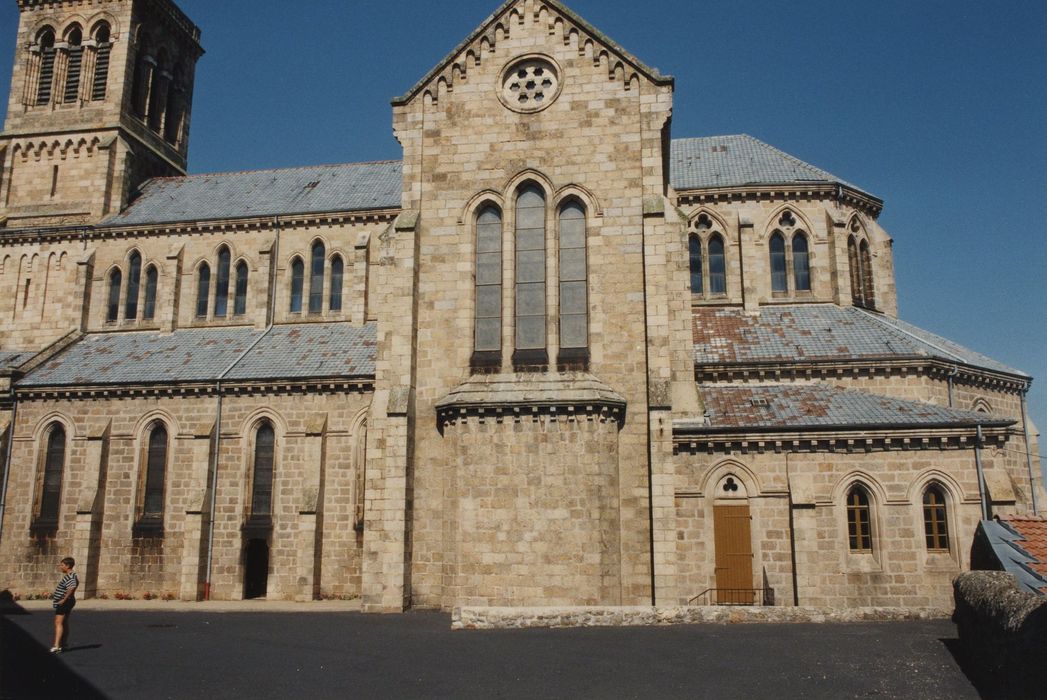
[2,608,984,699]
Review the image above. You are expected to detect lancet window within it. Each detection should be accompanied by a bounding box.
[768,211,811,296]
[689,214,728,299]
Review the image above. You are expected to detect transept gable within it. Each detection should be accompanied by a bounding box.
[391,0,673,108]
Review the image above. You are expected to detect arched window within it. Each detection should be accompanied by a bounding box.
[131,35,152,118]
[308,241,325,314]
[708,234,726,295]
[37,424,66,525]
[792,233,811,292]
[688,236,703,295]
[846,485,873,552]
[141,423,168,520]
[769,233,788,293]
[329,255,344,312]
[558,200,588,354]
[848,236,863,305]
[859,240,875,309]
[515,185,546,363]
[36,28,57,105]
[164,65,183,145]
[143,265,158,320]
[474,205,502,365]
[106,268,122,322]
[250,422,275,519]
[214,246,230,318]
[195,263,210,318]
[923,485,950,551]
[90,22,111,101]
[62,26,84,103]
[289,258,304,313]
[148,48,169,132]
[125,251,142,320]
[234,261,248,316]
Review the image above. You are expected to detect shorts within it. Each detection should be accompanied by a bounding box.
[53,600,75,616]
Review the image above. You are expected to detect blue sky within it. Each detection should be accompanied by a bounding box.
[1,1,1045,450]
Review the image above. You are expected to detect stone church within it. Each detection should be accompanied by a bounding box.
[0,0,1041,613]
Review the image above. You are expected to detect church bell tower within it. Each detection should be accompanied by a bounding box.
[0,0,203,229]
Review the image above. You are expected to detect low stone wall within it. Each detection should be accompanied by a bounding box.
[452,605,949,630]
[953,571,1046,698]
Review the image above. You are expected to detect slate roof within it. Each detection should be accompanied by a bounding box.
[679,383,1014,432]
[669,134,872,198]
[1000,516,1047,593]
[102,161,403,227]
[0,351,30,370]
[693,304,1027,378]
[979,519,1047,595]
[19,323,376,388]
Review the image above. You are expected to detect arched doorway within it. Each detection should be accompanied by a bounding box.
[243,539,269,599]
[712,475,754,604]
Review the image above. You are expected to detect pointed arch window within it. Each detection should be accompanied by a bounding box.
[125,251,142,320]
[131,36,153,118]
[308,241,326,314]
[63,26,84,104]
[234,261,249,316]
[91,23,111,101]
[558,200,588,362]
[329,255,344,312]
[792,233,811,292]
[708,234,726,295]
[289,258,304,313]
[769,233,788,293]
[514,185,547,367]
[846,485,873,552]
[848,236,863,305]
[106,268,122,322]
[250,422,275,520]
[923,485,950,551]
[473,205,503,368]
[141,423,168,521]
[214,246,230,318]
[36,424,66,527]
[36,28,57,105]
[859,240,875,309]
[143,265,158,320]
[689,236,703,295]
[195,263,210,318]
[164,65,184,145]
[148,49,169,132]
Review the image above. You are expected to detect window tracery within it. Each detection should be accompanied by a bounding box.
[768,211,812,297]
[689,214,728,300]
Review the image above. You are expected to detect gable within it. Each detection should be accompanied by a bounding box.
[392,0,672,107]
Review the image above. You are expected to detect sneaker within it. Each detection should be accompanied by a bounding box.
[49,646,61,654]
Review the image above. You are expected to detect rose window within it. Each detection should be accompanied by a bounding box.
[501,58,560,112]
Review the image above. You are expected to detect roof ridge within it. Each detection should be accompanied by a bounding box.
[156,159,402,181]
[737,133,840,181]
[851,307,969,366]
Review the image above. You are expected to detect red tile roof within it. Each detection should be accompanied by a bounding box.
[1000,515,1047,592]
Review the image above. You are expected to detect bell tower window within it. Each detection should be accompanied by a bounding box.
[62,26,84,104]
[35,28,56,105]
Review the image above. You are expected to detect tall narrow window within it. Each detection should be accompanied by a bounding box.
[846,486,873,552]
[143,265,158,320]
[514,185,546,365]
[164,66,183,145]
[250,423,275,519]
[558,201,588,356]
[848,236,863,305]
[474,205,502,366]
[63,26,83,103]
[195,263,210,318]
[106,269,122,322]
[689,236,703,295]
[148,49,168,132]
[234,261,248,316]
[329,255,344,312]
[289,258,304,313]
[37,424,66,526]
[125,251,142,320]
[769,233,788,293]
[923,486,950,551]
[131,37,152,118]
[792,233,811,292]
[141,424,168,520]
[91,23,111,101]
[36,29,56,105]
[308,241,325,314]
[708,234,726,295]
[214,246,230,318]
[859,241,875,309]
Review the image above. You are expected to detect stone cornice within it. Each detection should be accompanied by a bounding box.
[675,183,883,218]
[15,378,375,401]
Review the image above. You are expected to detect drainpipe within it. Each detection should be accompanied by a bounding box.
[947,366,958,408]
[1019,393,1039,515]
[974,424,990,521]
[0,400,18,545]
[202,217,281,600]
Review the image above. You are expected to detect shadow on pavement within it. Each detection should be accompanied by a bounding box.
[1,615,108,699]
[940,637,1011,700]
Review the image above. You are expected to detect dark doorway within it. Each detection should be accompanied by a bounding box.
[243,539,269,599]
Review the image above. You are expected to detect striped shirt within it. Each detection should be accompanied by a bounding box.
[52,572,79,604]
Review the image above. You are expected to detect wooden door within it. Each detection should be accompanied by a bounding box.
[714,504,753,604]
